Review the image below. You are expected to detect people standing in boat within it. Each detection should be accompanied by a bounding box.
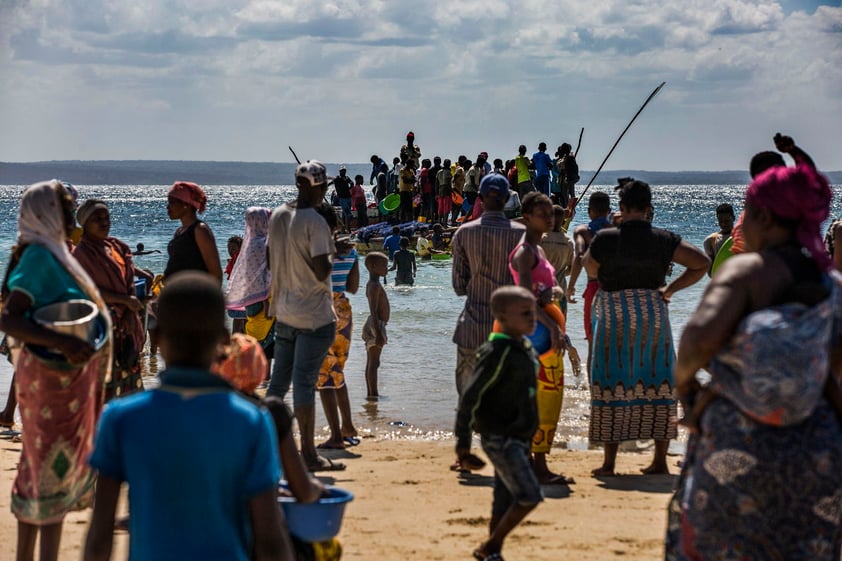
[398,158,417,223]
[532,142,553,196]
[514,145,533,195]
[703,203,735,275]
[163,181,222,284]
[330,166,354,233]
[374,162,389,205]
[419,159,436,223]
[351,174,369,229]
[583,179,709,476]
[370,154,386,185]
[400,131,421,169]
[436,158,453,226]
[451,160,466,225]
[556,143,579,208]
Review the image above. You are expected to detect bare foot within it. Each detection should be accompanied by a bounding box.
[591,466,615,477]
[640,463,670,475]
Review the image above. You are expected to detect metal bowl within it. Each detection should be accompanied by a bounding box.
[33,300,100,343]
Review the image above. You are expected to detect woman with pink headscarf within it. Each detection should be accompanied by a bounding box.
[163,181,222,283]
[666,165,842,560]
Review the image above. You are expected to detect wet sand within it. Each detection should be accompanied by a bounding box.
[0,435,678,560]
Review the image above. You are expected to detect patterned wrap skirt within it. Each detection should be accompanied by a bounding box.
[588,288,677,443]
[665,397,842,560]
[12,346,107,524]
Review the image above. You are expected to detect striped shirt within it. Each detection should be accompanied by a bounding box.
[331,248,358,293]
[451,211,526,349]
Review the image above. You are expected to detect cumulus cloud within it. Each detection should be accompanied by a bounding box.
[0,0,839,170]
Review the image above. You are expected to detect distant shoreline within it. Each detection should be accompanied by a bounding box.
[3,160,840,186]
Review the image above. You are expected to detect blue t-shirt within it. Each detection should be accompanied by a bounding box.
[89,367,281,561]
[383,234,401,259]
[532,151,553,178]
[6,244,86,309]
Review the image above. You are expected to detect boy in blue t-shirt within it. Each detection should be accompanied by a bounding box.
[382,226,402,259]
[84,272,293,561]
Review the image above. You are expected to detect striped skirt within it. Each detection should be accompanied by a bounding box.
[589,288,677,443]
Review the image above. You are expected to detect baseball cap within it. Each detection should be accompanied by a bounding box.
[295,160,327,187]
[479,173,510,199]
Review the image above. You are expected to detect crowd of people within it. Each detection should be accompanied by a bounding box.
[0,131,840,561]
[353,132,580,230]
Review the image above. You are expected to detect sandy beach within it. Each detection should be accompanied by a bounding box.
[1,432,678,560]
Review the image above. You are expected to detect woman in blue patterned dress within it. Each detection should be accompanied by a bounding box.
[666,164,842,560]
[583,179,709,476]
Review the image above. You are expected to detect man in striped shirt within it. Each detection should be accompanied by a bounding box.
[451,173,526,470]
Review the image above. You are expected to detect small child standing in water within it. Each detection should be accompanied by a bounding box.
[455,286,542,561]
[389,237,416,286]
[362,252,390,399]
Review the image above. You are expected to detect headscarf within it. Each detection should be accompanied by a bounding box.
[745,165,832,270]
[168,181,207,213]
[225,207,271,309]
[76,198,109,228]
[16,181,113,371]
[212,333,267,394]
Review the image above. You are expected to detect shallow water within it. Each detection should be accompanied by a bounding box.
[0,183,839,449]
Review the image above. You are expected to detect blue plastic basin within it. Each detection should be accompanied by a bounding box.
[277,485,353,542]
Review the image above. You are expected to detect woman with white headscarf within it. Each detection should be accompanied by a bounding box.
[0,180,111,561]
[225,207,274,364]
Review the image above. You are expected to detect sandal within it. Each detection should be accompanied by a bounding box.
[307,456,346,472]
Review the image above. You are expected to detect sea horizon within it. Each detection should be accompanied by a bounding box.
[3,160,841,187]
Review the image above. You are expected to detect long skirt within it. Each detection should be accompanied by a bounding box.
[665,397,842,560]
[12,347,106,524]
[589,288,677,443]
[317,293,352,390]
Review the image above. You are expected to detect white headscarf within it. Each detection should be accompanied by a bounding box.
[16,181,112,370]
[225,207,271,309]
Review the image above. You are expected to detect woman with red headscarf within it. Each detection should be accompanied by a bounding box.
[163,181,222,283]
[666,165,842,560]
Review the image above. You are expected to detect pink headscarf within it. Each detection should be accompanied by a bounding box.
[745,165,832,270]
[168,181,207,213]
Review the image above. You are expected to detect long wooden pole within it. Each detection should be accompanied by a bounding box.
[288,146,302,164]
[577,82,666,204]
[574,127,584,158]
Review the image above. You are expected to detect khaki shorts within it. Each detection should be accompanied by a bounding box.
[361,316,387,350]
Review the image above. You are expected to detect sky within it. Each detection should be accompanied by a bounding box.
[0,0,840,171]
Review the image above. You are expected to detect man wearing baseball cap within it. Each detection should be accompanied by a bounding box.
[450,173,525,472]
[267,161,344,471]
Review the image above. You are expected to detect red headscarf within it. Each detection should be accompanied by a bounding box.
[168,181,207,213]
[745,165,832,270]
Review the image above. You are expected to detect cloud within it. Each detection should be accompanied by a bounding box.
[0,0,839,170]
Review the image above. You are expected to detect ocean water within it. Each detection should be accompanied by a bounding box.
[0,183,839,448]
